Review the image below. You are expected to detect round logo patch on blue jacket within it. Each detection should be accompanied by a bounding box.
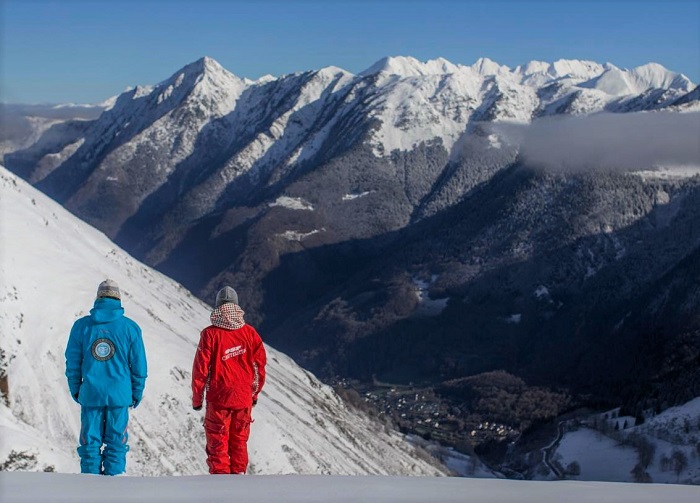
[91,338,116,361]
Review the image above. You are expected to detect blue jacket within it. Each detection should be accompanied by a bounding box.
[65,298,147,407]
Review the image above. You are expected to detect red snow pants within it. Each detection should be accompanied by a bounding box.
[204,405,252,474]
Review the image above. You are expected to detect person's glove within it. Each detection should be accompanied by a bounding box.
[132,394,142,409]
[252,397,258,407]
[72,393,80,404]
[193,404,202,411]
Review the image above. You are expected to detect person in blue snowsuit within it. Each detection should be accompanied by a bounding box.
[65,279,147,475]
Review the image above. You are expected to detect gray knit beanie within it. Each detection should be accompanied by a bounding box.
[96,279,121,300]
[215,286,238,308]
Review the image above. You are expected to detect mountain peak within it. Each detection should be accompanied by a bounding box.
[550,59,605,78]
[630,62,694,91]
[315,65,353,77]
[634,62,668,72]
[180,56,235,79]
[361,55,460,77]
[471,57,510,76]
[514,59,606,87]
[196,55,225,72]
[577,62,694,96]
[148,56,247,114]
[516,59,604,80]
[361,56,419,76]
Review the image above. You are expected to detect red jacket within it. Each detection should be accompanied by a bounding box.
[192,304,266,410]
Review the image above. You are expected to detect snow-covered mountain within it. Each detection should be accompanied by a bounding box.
[0,165,447,476]
[5,55,695,245]
[3,55,699,475]
[6,56,696,239]
[5,56,696,303]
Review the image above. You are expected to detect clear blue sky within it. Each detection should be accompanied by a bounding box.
[2,0,699,104]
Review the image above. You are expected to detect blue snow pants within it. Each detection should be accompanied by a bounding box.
[78,406,130,475]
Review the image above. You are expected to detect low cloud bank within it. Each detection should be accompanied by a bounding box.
[487,111,700,172]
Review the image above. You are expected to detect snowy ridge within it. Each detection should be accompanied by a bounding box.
[8,55,696,236]
[157,65,357,227]
[38,55,251,228]
[579,63,693,97]
[471,57,512,77]
[153,56,247,116]
[355,55,694,153]
[361,56,463,78]
[515,59,606,87]
[0,165,446,477]
[61,57,700,161]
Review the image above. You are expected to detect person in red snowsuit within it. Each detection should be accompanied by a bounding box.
[191,286,267,474]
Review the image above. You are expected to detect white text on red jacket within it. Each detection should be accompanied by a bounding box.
[222,345,246,361]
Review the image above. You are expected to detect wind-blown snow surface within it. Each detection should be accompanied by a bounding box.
[0,166,445,477]
[1,472,699,503]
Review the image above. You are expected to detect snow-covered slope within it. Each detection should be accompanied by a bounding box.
[0,165,446,476]
[5,55,696,247]
[2,472,700,503]
[552,399,700,484]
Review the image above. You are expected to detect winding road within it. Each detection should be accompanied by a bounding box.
[542,420,566,478]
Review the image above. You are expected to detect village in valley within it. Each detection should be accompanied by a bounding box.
[332,377,519,453]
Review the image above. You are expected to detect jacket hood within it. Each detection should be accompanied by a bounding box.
[90,297,125,323]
